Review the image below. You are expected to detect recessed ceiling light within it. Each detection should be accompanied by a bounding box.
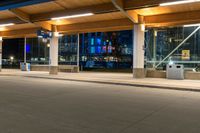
[51,13,94,20]
[0,23,14,27]
[184,23,200,27]
[160,0,200,6]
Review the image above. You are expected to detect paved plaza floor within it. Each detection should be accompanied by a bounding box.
[1,69,200,91]
[0,75,200,132]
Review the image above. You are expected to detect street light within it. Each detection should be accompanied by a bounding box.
[10,56,14,68]
[10,56,14,60]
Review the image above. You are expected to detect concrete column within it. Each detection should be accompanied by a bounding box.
[0,37,2,72]
[49,32,59,75]
[133,24,145,78]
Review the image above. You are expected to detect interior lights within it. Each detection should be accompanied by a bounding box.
[0,23,14,27]
[160,0,200,6]
[51,13,94,20]
[183,23,200,27]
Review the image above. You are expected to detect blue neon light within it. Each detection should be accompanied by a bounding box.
[26,44,31,53]
[97,46,101,54]
[90,47,95,54]
[97,38,101,45]
[91,38,94,45]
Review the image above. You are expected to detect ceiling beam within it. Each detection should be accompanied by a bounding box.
[0,18,132,37]
[0,28,39,37]
[30,0,181,22]
[9,8,30,23]
[111,0,139,23]
[8,8,53,31]
[57,18,133,33]
[1,0,181,24]
[34,21,53,31]
[31,3,117,22]
[124,0,181,10]
[0,0,196,35]
[0,17,24,25]
[144,10,200,27]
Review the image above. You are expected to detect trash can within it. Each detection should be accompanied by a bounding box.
[20,63,30,71]
[26,63,31,71]
[166,64,184,80]
[20,63,26,71]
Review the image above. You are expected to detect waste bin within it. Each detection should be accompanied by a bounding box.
[166,64,184,80]
[20,63,26,71]
[20,63,30,71]
[26,63,31,71]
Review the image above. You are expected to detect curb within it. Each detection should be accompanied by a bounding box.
[0,74,19,76]
[23,75,200,92]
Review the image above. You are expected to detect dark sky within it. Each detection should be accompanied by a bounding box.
[2,38,24,60]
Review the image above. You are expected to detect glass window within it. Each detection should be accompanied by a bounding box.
[26,37,49,65]
[58,34,78,65]
[145,26,200,71]
[79,30,133,70]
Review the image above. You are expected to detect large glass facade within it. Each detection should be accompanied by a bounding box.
[56,30,133,71]
[79,30,133,71]
[4,27,200,72]
[58,34,78,65]
[2,38,24,68]
[26,35,79,66]
[26,38,50,65]
[145,26,200,70]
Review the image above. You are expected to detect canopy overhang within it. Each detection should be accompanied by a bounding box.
[0,0,199,38]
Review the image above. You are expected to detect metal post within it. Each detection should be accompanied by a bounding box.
[24,37,27,63]
[77,33,80,67]
[0,37,2,72]
[153,30,157,67]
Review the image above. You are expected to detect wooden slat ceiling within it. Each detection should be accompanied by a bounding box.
[18,0,111,14]
[19,2,64,14]
[2,0,200,37]
[0,23,39,31]
[0,10,16,19]
[54,0,110,9]
[135,2,200,16]
[48,12,125,25]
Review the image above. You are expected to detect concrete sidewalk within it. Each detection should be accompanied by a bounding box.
[0,69,200,92]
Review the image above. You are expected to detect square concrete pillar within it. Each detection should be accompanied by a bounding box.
[49,66,58,75]
[0,38,2,72]
[49,32,59,75]
[133,24,145,78]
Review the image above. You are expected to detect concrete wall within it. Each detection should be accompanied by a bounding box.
[30,66,200,80]
[59,65,79,73]
[185,71,200,80]
[146,70,166,78]
[31,65,79,73]
[31,65,49,72]
[146,70,200,80]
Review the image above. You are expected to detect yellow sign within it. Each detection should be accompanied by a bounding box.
[182,50,190,60]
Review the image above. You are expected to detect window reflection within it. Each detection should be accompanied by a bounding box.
[145,26,200,70]
[79,30,133,70]
[26,38,49,65]
[25,30,133,71]
[58,34,78,65]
